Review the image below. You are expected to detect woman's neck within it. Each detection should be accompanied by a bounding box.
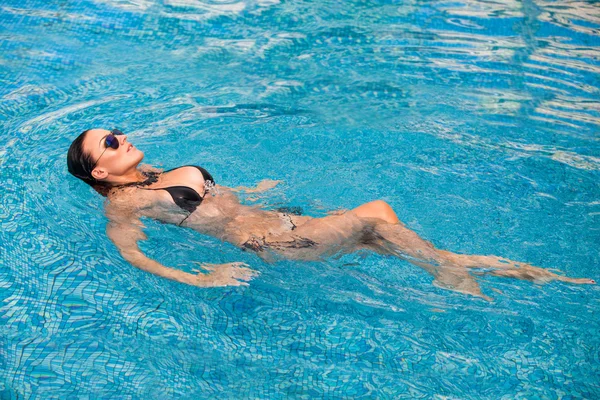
[109,169,149,186]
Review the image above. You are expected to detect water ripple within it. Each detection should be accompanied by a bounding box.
[1,0,599,398]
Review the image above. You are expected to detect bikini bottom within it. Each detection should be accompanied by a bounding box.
[241,235,317,252]
[241,211,317,252]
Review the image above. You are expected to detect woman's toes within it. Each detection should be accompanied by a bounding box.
[575,278,595,284]
[558,276,596,284]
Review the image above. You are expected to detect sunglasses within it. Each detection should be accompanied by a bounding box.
[90,129,125,171]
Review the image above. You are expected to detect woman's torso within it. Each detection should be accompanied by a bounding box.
[107,165,310,248]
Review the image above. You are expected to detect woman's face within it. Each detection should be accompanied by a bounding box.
[83,128,144,182]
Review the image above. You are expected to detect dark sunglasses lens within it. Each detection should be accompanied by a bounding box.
[105,134,120,149]
[112,129,124,136]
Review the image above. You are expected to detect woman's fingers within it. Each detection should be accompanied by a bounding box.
[255,179,282,192]
[233,180,283,193]
[191,262,259,287]
[229,263,260,281]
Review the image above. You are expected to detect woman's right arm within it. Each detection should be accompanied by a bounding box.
[105,208,256,287]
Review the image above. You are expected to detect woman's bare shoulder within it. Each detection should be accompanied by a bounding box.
[106,186,171,214]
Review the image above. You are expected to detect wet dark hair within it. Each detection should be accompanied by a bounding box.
[67,129,111,196]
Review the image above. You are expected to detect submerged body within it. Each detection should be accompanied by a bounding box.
[108,164,375,262]
[68,129,595,300]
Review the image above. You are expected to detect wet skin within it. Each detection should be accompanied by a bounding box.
[82,129,596,300]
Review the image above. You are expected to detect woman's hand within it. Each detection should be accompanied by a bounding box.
[232,180,282,193]
[189,262,259,287]
[253,179,282,193]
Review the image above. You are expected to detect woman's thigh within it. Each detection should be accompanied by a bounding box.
[265,212,371,260]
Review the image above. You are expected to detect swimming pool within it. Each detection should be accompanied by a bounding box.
[1,0,599,397]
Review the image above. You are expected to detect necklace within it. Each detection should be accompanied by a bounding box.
[115,170,161,189]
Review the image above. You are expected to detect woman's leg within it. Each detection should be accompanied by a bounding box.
[368,217,595,298]
[266,200,595,299]
[279,204,492,299]
[437,251,595,284]
[351,200,400,224]
[360,220,493,299]
[347,201,595,297]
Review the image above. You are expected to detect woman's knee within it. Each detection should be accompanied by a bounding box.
[353,200,399,224]
[374,200,400,224]
[371,200,391,209]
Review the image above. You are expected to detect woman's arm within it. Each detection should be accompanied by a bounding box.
[105,208,256,287]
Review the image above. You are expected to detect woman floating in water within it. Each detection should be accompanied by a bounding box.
[67,128,595,300]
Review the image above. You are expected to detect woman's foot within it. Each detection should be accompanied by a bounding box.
[439,251,596,285]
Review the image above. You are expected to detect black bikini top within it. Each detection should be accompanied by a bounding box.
[118,165,215,215]
[146,165,215,214]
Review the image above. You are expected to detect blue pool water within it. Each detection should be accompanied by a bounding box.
[1,0,599,398]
